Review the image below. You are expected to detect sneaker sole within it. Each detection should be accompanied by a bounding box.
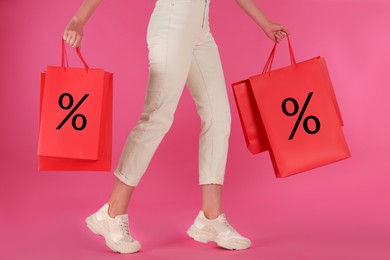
[187,225,215,243]
[85,215,104,236]
[85,214,141,254]
[187,225,251,250]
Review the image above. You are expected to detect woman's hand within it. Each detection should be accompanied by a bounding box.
[263,21,290,43]
[63,16,84,48]
[234,0,290,43]
[62,0,102,48]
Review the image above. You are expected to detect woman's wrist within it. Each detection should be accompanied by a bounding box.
[72,15,86,27]
[258,19,272,32]
[72,0,102,26]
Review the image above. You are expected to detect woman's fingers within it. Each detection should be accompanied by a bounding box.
[73,35,82,48]
[281,26,290,35]
[273,32,279,41]
[63,30,70,43]
[63,29,82,48]
[65,31,80,47]
[274,31,283,42]
[274,24,290,42]
[69,31,77,46]
[64,31,73,45]
[274,29,289,42]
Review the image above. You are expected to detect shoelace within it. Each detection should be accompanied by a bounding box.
[118,219,130,237]
[220,216,238,234]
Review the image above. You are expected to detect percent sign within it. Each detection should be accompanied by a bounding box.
[281,92,321,140]
[56,93,89,131]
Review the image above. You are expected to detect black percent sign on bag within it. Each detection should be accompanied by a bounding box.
[281,92,321,140]
[56,93,90,131]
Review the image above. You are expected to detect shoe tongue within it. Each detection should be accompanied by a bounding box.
[115,214,129,223]
[217,213,227,221]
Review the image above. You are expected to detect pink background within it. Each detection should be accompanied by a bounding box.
[1,0,389,259]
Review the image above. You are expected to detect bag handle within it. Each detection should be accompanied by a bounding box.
[61,39,89,71]
[262,34,296,75]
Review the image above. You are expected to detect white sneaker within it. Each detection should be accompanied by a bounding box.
[85,203,141,254]
[187,210,251,250]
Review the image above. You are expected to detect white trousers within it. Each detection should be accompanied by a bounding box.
[114,0,231,186]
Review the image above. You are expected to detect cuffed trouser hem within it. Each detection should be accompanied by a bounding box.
[114,169,139,187]
[199,177,224,186]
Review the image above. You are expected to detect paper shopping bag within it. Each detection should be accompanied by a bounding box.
[38,40,113,171]
[232,79,269,154]
[231,43,279,154]
[248,36,350,177]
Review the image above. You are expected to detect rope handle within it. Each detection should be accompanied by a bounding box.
[262,34,296,75]
[61,39,89,71]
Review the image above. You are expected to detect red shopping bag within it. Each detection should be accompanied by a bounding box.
[38,40,113,171]
[247,36,350,177]
[232,79,269,154]
[232,44,289,154]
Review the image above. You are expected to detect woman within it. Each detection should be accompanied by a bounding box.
[64,0,289,254]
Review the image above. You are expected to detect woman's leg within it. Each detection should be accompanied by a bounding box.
[107,177,135,217]
[113,4,205,188]
[186,31,231,219]
[201,184,223,219]
[109,1,207,216]
[86,1,206,254]
[185,8,251,249]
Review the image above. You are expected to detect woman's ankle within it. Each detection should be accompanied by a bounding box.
[203,209,222,220]
[107,201,128,218]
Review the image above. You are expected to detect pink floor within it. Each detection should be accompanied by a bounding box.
[2,157,389,260]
